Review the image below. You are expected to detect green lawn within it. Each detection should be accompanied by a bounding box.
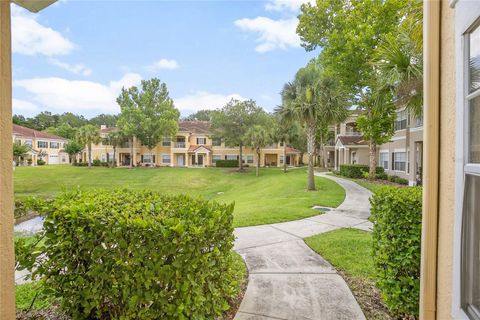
[305,228,374,279]
[14,166,345,227]
[305,229,392,319]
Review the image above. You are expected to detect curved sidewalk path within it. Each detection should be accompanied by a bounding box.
[233,172,372,320]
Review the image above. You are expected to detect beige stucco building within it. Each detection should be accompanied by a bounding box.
[326,112,423,186]
[12,124,69,165]
[86,121,303,168]
[420,1,480,319]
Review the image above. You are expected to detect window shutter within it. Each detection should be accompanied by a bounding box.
[153,155,156,163]
[141,155,144,162]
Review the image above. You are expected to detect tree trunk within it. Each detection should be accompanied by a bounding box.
[239,142,244,171]
[129,137,133,168]
[306,123,316,191]
[299,152,304,165]
[88,143,92,168]
[320,135,326,169]
[283,143,287,173]
[369,139,377,179]
[256,148,260,177]
[113,146,116,168]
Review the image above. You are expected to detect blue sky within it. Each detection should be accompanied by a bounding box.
[12,0,318,118]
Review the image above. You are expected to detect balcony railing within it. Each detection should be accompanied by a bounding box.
[344,131,361,136]
[175,142,186,148]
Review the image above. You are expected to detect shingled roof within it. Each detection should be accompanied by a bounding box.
[178,121,211,134]
[337,135,367,146]
[12,124,66,141]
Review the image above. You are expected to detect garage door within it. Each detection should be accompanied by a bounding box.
[48,155,59,165]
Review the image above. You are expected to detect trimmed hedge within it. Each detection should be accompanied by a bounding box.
[370,187,422,318]
[339,164,384,178]
[215,160,239,167]
[17,190,241,319]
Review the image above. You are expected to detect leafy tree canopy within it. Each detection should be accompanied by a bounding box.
[117,78,180,151]
[183,109,218,121]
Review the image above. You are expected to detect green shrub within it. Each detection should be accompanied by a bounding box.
[17,190,241,320]
[92,159,101,166]
[37,159,46,166]
[215,160,239,167]
[376,172,388,180]
[370,187,422,318]
[388,175,409,185]
[339,164,384,178]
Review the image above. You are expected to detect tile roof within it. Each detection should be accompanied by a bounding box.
[337,135,368,146]
[12,124,67,141]
[179,121,211,134]
[285,146,301,154]
[100,127,119,134]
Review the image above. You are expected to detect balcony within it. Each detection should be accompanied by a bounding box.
[175,142,186,148]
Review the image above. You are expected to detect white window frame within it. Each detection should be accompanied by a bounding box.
[142,154,153,164]
[212,154,221,163]
[379,151,389,171]
[453,4,480,319]
[162,137,171,147]
[37,141,48,148]
[50,141,60,149]
[24,139,32,147]
[395,109,408,131]
[226,154,237,161]
[393,151,406,172]
[196,137,206,145]
[161,154,171,164]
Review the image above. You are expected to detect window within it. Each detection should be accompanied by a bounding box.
[196,137,206,145]
[226,155,237,160]
[142,154,154,164]
[395,110,408,131]
[24,139,32,147]
[379,152,389,170]
[37,141,48,148]
[462,23,480,319]
[242,155,254,164]
[50,142,60,149]
[162,154,171,164]
[393,152,406,171]
[279,155,284,164]
[162,137,171,147]
[212,155,221,163]
[212,138,221,146]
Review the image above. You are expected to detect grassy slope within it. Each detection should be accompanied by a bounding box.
[14,166,345,227]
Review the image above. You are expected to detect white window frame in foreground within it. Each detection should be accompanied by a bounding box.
[393,151,406,172]
[453,5,480,319]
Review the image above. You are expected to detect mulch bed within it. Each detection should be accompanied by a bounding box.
[337,270,393,320]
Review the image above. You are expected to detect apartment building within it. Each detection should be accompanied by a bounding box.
[12,124,69,165]
[89,121,302,168]
[326,110,423,186]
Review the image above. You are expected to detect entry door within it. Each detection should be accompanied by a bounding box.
[197,154,204,165]
[177,154,184,166]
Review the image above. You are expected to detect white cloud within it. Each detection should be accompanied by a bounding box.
[12,98,40,116]
[11,7,75,56]
[49,58,92,76]
[265,0,315,12]
[13,73,142,116]
[148,59,179,71]
[174,91,245,114]
[234,17,300,53]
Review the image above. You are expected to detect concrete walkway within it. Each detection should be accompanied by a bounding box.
[233,172,372,320]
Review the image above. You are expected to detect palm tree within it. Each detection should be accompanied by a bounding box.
[13,142,29,166]
[277,63,348,190]
[76,124,101,168]
[245,125,272,177]
[373,2,423,116]
[102,130,122,168]
[273,116,300,173]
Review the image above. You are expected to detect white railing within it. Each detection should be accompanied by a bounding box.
[175,142,186,148]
